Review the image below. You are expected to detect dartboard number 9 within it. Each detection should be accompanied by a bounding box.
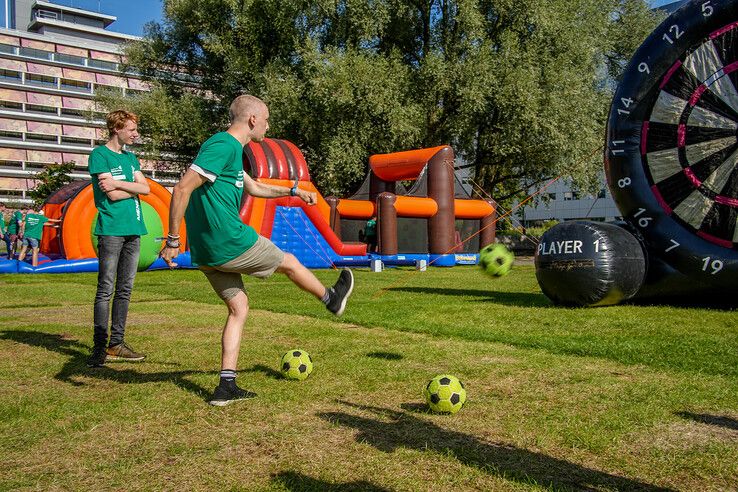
[605,0,738,285]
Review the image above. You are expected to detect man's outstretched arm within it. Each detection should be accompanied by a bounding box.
[242,173,316,205]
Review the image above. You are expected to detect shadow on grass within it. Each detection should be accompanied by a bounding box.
[318,401,675,492]
[244,363,283,380]
[271,471,391,491]
[366,351,403,360]
[0,330,212,400]
[386,287,549,307]
[676,411,738,431]
[399,402,431,413]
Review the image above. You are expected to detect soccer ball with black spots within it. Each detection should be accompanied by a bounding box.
[424,374,467,414]
[479,243,514,277]
[280,349,314,381]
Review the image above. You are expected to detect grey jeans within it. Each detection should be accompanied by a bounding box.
[93,235,140,348]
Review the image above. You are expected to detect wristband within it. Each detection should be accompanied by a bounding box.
[290,185,298,196]
[166,240,180,248]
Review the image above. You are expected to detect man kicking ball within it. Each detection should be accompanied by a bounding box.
[160,95,354,406]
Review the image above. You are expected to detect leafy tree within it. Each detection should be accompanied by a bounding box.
[28,162,76,208]
[103,0,660,201]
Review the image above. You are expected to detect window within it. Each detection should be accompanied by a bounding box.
[24,161,47,171]
[597,188,607,199]
[94,84,123,95]
[563,191,573,201]
[60,107,86,118]
[0,130,23,140]
[54,53,86,66]
[18,46,52,60]
[126,88,147,97]
[0,69,21,81]
[547,192,557,200]
[60,136,91,146]
[26,103,57,114]
[0,100,23,110]
[35,9,58,20]
[25,133,58,143]
[87,59,118,71]
[0,160,22,168]
[0,43,16,55]
[60,78,91,92]
[26,73,57,87]
[0,189,24,197]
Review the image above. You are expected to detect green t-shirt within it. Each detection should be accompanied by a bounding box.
[88,146,148,237]
[0,215,5,235]
[185,132,258,266]
[23,213,49,240]
[7,210,22,235]
[365,218,376,237]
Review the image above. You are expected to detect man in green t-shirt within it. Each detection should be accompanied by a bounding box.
[5,206,25,259]
[364,215,377,253]
[0,202,10,258]
[161,95,355,406]
[17,207,60,266]
[86,110,151,368]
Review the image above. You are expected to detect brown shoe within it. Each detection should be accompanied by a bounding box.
[106,342,146,362]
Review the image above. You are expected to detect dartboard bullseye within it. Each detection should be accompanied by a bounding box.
[606,0,738,287]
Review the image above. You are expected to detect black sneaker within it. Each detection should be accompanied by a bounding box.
[87,346,107,368]
[106,342,146,362]
[326,268,354,316]
[209,384,257,406]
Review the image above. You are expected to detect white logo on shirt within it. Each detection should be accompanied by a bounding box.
[236,170,244,189]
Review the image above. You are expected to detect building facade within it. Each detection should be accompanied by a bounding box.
[0,0,173,204]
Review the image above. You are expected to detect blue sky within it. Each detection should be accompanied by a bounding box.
[49,0,164,36]
[46,0,679,37]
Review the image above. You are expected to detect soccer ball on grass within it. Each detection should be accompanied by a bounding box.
[280,349,313,380]
[424,374,466,414]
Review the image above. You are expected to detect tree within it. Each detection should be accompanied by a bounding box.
[103,0,660,201]
[28,162,75,208]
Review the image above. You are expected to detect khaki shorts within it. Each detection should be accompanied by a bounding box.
[200,235,285,300]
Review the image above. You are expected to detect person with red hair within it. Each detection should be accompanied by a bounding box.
[86,110,151,368]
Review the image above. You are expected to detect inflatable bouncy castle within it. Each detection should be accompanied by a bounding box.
[0,178,188,274]
[535,0,738,306]
[241,140,497,267]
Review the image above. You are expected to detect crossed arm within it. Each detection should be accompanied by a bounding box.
[97,171,150,201]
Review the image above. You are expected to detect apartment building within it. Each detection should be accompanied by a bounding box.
[0,0,173,204]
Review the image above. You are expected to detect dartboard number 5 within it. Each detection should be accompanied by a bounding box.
[702,1,713,17]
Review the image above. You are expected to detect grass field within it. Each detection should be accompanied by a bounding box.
[0,265,736,491]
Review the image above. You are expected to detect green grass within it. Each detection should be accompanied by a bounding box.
[0,265,736,491]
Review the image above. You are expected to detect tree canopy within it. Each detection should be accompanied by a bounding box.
[105,0,660,201]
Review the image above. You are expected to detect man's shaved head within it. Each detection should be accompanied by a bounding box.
[229,95,267,124]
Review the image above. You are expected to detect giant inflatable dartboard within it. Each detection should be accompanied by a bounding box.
[606,0,738,288]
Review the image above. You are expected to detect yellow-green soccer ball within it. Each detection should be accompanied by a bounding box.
[280,349,314,381]
[479,243,514,277]
[424,375,467,414]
